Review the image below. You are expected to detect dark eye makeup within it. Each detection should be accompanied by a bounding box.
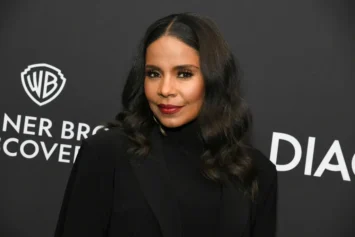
[145,69,194,79]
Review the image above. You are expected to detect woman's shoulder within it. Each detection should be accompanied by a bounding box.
[247,147,277,177]
[81,127,130,153]
[246,147,278,193]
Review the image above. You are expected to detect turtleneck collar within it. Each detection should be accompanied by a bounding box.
[161,118,199,136]
[155,118,204,154]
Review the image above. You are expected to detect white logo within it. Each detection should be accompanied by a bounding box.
[21,63,66,106]
[270,132,355,181]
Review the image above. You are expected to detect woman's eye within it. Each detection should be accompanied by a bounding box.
[145,70,193,79]
[146,71,160,78]
[177,71,193,78]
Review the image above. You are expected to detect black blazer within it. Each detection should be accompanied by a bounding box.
[54,126,278,237]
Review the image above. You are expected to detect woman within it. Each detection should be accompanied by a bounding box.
[54,12,277,237]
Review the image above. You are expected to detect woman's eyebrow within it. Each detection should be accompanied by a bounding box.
[174,64,200,70]
[145,64,200,70]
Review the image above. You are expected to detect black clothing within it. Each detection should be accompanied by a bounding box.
[54,122,278,237]
[160,120,221,237]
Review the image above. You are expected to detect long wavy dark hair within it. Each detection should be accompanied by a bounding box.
[105,12,259,200]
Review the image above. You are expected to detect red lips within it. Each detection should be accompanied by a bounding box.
[158,104,182,108]
[158,104,183,114]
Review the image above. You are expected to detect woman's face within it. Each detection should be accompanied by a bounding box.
[144,35,205,128]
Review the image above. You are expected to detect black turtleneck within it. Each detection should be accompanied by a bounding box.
[158,119,222,237]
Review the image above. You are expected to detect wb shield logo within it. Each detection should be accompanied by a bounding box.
[21,63,66,106]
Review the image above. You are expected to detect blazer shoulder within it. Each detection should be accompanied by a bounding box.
[248,147,277,179]
[83,127,126,146]
[82,127,129,153]
[248,147,278,197]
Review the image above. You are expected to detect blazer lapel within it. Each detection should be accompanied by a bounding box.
[219,179,252,237]
[129,126,183,237]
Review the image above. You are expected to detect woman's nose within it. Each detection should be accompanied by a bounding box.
[158,77,176,97]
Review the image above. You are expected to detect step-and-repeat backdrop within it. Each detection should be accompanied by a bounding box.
[0,1,354,236]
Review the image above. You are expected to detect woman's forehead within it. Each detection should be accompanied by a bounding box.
[145,36,199,67]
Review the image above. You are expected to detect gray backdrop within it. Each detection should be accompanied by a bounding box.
[0,0,354,236]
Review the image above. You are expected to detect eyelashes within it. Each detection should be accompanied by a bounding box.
[145,70,194,79]
[145,70,160,78]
